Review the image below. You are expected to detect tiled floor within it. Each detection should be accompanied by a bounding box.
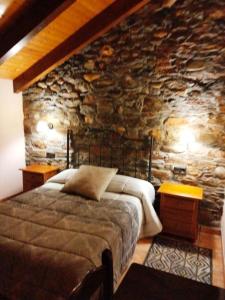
[131,226,225,288]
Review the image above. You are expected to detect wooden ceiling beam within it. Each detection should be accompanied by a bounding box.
[0,0,76,64]
[13,0,149,93]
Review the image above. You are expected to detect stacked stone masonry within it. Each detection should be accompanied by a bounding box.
[23,0,225,227]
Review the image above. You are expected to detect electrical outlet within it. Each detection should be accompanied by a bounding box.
[173,164,186,175]
[46,152,55,159]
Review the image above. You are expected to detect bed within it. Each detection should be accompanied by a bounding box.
[0,129,162,300]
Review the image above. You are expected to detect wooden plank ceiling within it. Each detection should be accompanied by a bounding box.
[0,0,149,92]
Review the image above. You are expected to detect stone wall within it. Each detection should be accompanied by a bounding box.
[23,0,225,227]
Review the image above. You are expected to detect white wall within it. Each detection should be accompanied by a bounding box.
[0,79,25,199]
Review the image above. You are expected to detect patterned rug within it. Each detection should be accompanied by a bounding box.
[144,236,212,284]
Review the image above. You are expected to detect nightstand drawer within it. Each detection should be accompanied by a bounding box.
[23,172,43,182]
[23,172,43,191]
[161,208,193,223]
[163,219,194,238]
[161,196,195,211]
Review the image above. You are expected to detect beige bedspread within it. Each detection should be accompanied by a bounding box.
[0,187,141,300]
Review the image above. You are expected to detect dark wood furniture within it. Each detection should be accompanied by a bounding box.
[69,249,113,300]
[20,164,59,192]
[158,182,203,240]
[70,261,225,300]
[153,185,160,214]
[113,263,225,300]
[0,249,113,300]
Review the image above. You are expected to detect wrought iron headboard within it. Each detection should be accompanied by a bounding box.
[66,128,154,182]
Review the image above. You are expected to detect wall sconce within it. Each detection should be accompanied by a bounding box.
[48,123,54,130]
[172,127,200,153]
[36,121,54,133]
[179,127,195,150]
[174,126,201,153]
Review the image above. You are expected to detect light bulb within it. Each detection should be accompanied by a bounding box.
[180,128,195,148]
[36,121,48,133]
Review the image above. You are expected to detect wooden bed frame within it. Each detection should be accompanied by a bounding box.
[68,249,113,300]
[66,128,154,182]
[0,250,113,300]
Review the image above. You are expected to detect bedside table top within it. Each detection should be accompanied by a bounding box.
[20,164,60,174]
[158,182,203,200]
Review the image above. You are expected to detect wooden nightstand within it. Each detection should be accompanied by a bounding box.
[20,165,60,192]
[158,182,203,241]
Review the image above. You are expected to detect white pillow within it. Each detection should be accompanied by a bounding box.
[106,174,155,204]
[47,168,78,184]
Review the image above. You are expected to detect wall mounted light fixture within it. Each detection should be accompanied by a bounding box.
[179,127,195,150]
[48,123,54,130]
[176,126,202,153]
[172,126,201,153]
[36,121,53,133]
